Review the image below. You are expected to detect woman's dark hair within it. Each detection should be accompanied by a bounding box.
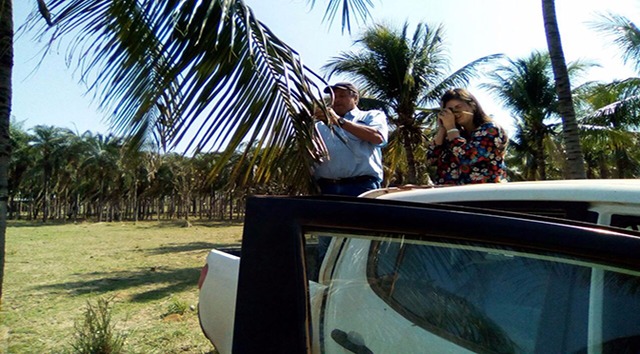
[440,88,492,127]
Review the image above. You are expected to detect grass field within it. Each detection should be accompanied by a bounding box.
[1,219,244,353]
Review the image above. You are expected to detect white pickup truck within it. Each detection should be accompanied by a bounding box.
[198,180,640,354]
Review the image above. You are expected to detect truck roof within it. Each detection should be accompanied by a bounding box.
[365,179,640,205]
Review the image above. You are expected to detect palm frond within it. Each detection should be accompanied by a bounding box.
[590,13,640,72]
[33,0,354,192]
[318,0,374,34]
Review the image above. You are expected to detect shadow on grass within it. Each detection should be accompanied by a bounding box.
[7,219,77,227]
[35,266,202,302]
[146,220,244,229]
[148,241,241,254]
[7,219,244,228]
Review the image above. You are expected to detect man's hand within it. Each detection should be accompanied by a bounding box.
[314,106,339,125]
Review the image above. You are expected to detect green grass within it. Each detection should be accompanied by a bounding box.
[1,219,244,353]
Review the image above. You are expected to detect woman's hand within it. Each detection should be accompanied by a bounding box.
[438,108,456,130]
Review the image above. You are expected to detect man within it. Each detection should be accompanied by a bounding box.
[313,82,388,267]
[313,82,388,196]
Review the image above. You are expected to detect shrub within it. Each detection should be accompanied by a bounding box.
[164,296,188,317]
[70,297,126,354]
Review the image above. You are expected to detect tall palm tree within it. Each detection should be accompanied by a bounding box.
[582,13,640,178]
[54,129,86,221]
[483,51,591,180]
[8,120,31,219]
[323,22,501,184]
[587,12,640,123]
[574,80,640,178]
[29,125,74,222]
[0,0,13,303]
[79,132,124,222]
[541,0,586,179]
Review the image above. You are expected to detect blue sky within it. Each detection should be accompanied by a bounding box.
[11,0,640,147]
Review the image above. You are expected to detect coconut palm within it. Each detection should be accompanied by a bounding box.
[53,129,87,221]
[79,132,124,222]
[323,22,501,184]
[587,12,640,121]
[590,13,640,73]
[574,80,640,178]
[0,0,13,302]
[8,120,33,219]
[541,0,587,179]
[482,51,591,180]
[28,125,76,222]
[580,13,640,178]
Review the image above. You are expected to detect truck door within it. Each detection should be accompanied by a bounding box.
[233,196,640,354]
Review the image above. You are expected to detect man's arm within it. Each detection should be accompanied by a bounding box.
[314,107,387,145]
[340,119,384,144]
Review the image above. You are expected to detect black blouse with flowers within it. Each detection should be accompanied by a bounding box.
[427,122,508,185]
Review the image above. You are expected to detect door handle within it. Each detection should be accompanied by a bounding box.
[331,329,373,354]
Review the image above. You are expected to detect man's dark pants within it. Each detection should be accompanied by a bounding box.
[315,176,380,273]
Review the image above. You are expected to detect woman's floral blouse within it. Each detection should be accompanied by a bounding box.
[427,122,508,185]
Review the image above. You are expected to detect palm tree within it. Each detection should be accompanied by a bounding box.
[79,132,124,222]
[587,12,640,120]
[0,0,13,303]
[54,129,86,221]
[8,120,32,219]
[581,13,640,178]
[29,125,75,222]
[574,80,640,178]
[590,13,640,74]
[541,0,586,179]
[323,22,501,184]
[483,51,591,180]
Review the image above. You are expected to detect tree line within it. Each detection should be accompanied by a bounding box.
[8,124,280,223]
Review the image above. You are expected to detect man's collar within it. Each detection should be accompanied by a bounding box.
[344,107,361,119]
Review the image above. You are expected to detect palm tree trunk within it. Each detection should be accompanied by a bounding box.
[42,170,49,222]
[74,193,79,223]
[541,0,586,179]
[401,130,417,184]
[133,178,138,224]
[0,0,14,302]
[614,148,626,178]
[599,154,610,179]
[534,129,546,180]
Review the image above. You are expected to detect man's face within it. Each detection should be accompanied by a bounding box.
[331,88,358,116]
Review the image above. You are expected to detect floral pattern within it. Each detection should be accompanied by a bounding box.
[427,122,508,185]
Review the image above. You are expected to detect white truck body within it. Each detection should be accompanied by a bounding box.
[198,180,640,353]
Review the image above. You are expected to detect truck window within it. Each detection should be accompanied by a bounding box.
[611,214,640,231]
[367,240,640,353]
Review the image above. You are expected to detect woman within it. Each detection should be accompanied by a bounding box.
[427,88,508,185]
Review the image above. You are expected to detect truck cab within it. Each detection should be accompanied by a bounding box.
[198,180,640,353]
